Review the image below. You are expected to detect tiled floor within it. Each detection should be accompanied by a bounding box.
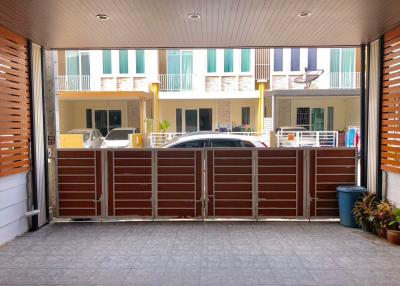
[0,221,399,286]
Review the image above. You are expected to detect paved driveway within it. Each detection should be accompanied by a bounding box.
[0,222,399,286]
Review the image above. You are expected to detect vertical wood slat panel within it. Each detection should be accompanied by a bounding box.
[381,26,400,173]
[0,25,31,177]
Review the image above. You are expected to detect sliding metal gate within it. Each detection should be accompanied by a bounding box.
[56,147,357,220]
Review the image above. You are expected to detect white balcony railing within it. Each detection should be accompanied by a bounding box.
[158,74,255,92]
[276,131,339,147]
[271,72,360,90]
[56,75,149,92]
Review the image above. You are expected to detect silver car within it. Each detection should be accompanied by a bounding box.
[67,128,103,148]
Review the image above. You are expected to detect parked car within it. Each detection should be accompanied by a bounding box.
[101,127,138,148]
[67,128,103,148]
[162,132,268,148]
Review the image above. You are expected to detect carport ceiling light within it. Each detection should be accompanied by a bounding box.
[96,14,109,21]
[188,13,201,20]
[298,11,311,17]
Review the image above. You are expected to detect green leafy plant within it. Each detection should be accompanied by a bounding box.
[388,208,400,230]
[159,120,171,133]
[368,200,395,229]
[353,193,378,231]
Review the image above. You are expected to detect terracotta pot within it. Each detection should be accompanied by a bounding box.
[376,226,387,238]
[387,230,400,245]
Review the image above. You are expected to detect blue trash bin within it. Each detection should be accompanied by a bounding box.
[337,186,367,228]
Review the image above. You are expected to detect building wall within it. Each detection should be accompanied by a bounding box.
[387,172,400,206]
[0,174,29,245]
[59,100,133,133]
[159,99,259,132]
[276,96,360,131]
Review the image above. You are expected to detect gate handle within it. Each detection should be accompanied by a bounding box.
[92,194,103,203]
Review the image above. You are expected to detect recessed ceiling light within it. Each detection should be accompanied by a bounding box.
[298,11,311,17]
[96,14,109,21]
[188,13,201,20]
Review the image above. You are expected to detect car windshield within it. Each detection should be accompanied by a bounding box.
[67,130,90,141]
[106,130,134,140]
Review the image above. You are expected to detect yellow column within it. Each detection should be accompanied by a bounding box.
[257,80,268,133]
[151,82,160,132]
[139,97,146,134]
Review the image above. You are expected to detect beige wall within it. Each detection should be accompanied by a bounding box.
[159,99,259,132]
[59,100,134,133]
[279,96,360,131]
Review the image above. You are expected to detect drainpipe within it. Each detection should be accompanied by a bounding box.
[360,44,368,188]
[257,79,268,132]
[376,36,384,200]
[151,82,160,132]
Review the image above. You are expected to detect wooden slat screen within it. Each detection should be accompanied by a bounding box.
[382,26,400,173]
[0,26,30,177]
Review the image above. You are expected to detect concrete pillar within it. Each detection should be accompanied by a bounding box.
[151,82,160,132]
[257,79,268,132]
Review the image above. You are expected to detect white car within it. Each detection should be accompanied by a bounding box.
[162,132,268,148]
[101,128,138,148]
[67,128,103,148]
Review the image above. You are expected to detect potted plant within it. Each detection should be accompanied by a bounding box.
[387,208,400,245]
[368,201,395,238]
[159,120,171,133]
[353,192,378,232]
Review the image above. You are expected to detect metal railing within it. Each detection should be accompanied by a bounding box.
[57,75,91,91]
[158,74,194,91]
[56,75,149,92]
[271,72,360,90]
[276,131,339,147]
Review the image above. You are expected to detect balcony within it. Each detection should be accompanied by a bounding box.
[56,75,149,92]
[158,74,255,92]
[271,72,360,90]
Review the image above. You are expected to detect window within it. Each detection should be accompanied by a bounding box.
[185,110,198,132]
[173,140,206,148]
[296,107,325,131]
[86,109,92,128]
[136,50,145,73]
[242,107,250,125]
[273,48,283,71]
[241,49,251,72]
[327,107,334,131]
[311,108,324,131]
[210,140,242,147]
[224,49,234,72]
[207,49,217,73]
[291,48,300,71]
[199,109,212,131]
[102,50,112,74]
[176,109,182,133]
[167,50,193,90]
[94,110,122,136]
[297,108,310,130]
[119,50,128,74]
[330,48,356,88]
[243,141,255,147]
[308,48,317,71]
[66,51,80,75]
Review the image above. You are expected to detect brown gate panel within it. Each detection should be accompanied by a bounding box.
[258,149,304,217]
[207,149,253,217]
[57,150,102,217]
[108,150,153,217]
[157,150,202,218]
[310,149,357,217]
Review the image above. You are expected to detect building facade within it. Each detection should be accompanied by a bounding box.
[56,47,359,136]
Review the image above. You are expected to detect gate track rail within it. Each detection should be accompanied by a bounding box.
[56,147,357,220]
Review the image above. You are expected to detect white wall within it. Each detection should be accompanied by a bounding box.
[386,172,400,206]
[0,173,29,245]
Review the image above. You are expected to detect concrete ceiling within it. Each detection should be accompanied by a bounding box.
[0,0,400,49]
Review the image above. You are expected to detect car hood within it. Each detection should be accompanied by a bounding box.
[101,140,129,148]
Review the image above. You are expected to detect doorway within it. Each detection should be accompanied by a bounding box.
[91,110,122,136]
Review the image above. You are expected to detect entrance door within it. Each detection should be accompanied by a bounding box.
[185,110,198,132]
[95,110,108,136]
[199,108,212,131]
[94,110,122,136]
